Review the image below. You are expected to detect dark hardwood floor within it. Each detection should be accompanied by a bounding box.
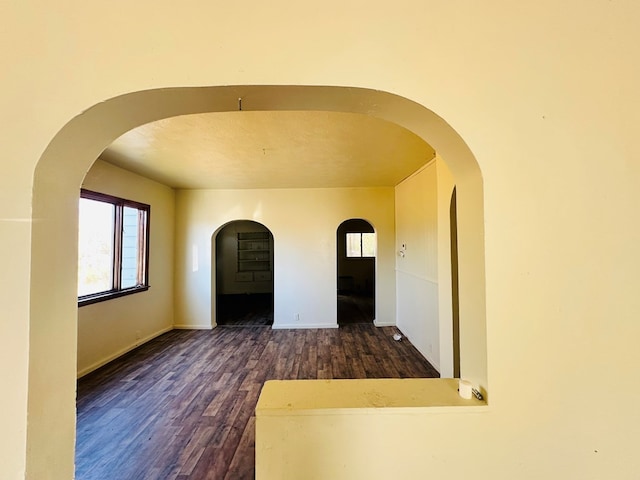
[76,321,438,479]
[337,293,374,325]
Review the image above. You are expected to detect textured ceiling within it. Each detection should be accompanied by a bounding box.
[100,111,435,190]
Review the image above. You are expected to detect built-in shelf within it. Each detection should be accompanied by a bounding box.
[237,231,272,277]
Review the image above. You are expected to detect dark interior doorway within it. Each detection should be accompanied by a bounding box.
[336,219,375,325]
[215,220,274,326]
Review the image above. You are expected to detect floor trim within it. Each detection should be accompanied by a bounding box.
[374,319,396,327]
[77,325,173,378]
[272,323,339,329]
[173,324,214,330]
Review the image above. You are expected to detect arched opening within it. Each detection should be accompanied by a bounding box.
[29,85,486,477]
[215,220,274,327]
[336,219,375,326]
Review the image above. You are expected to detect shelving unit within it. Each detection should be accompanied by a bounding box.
[237,231,272,281]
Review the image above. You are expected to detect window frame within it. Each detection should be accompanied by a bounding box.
[78,189,150,306]
[345,232,376,258]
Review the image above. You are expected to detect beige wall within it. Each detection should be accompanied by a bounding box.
[255,378,487,479]
[2,2,640,479]
[436,157,456,378]
[174,187,396,329]
[395,161,440,369]
[395,157,457,375]
[77,160,175,376]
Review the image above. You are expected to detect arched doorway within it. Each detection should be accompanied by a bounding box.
[29,85,487,476]
[215,220,274,326]
[336,219,375,325]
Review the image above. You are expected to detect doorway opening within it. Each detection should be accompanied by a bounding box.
[29,85,487,476]
[215,220,274,326]
[336,219,375,326]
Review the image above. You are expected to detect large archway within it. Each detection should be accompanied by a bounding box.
[29,85,486,477]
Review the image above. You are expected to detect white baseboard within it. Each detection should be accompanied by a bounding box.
[173,324,214,330]
[395,327,441,375]
[272,323,339,330]
[373,319,396,327]
[423,351,440,374]
[77,325,173,378]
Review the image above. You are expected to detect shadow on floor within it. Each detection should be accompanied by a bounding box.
[337,293,374,325]
[217,293,374,327]
[217,293,273,326]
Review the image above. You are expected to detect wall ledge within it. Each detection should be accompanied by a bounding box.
[256,378,487,417]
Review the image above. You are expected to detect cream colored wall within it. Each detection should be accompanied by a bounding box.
[395,157,457,375]
[255,379,486,479]
[436,157,456,378]
[175,187,395,329]
[395,161,440,369]
[2,2,640,479]
[77,160,175,377]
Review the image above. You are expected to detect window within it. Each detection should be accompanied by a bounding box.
[78,189,150,305]
[346,232,376,258]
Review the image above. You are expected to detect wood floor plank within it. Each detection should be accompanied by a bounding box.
[224,417,256,480]
[76,322,438,479]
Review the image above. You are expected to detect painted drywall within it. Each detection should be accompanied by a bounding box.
[175,187,396,329]
[255,379,486,479]
[78,159,175,376]
[395,161,440,370]
[215,220,273,295]
[436,157,456,378]
[3,2,640,479]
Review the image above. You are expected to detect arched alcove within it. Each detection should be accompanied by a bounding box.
[29,85,486,476]
[213,220,274,327]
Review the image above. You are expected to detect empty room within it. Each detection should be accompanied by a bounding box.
[74,103,464,478]
[4,3,639,480]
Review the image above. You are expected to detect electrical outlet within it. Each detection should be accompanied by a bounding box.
[295,313,300,322]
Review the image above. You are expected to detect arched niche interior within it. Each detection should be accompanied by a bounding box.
[214,220,274,327]
[29,85,487,477]
[336,218,376,326]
